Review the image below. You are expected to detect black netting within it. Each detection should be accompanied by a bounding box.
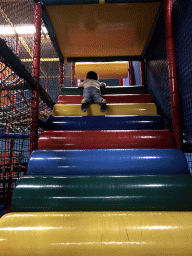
[144,2,192,172]
[173,0,192,145]
[144,10,172,130]
[0,0,56,203]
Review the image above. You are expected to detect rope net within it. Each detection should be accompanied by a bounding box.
[0,0,59,205]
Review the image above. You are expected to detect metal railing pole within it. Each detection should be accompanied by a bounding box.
[30,2,42,155]
[163,0,182,149]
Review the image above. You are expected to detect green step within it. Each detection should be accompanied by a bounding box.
[61,86,146,95]
[11,175,192,212]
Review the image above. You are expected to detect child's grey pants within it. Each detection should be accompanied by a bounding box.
[83,86,103,104]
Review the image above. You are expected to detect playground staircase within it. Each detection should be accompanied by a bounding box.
[1,85,192,255]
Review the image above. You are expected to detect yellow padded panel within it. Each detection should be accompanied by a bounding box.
[52,103,157,116]
[0,212,192,256]
[75,62,128,79]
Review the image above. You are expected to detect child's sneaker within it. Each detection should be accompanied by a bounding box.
[100,99,107,112]
[81,99,87,112]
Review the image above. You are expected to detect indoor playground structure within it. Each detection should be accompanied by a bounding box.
[0,0,192,255]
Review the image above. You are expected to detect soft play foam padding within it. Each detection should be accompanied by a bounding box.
[1,212,192,256]
[43,115,164,130]
[27,149,189,176]
[38,130,176,149]
[75,61,128,79]
[52,103,157,116]
[11,175,192,212]
[61,86,146,95]
[57,94,151,104]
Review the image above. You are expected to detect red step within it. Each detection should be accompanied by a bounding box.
[38,130,176,150]
[57,94,151,104]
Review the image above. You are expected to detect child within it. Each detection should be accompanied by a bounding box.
[78,71,107,112]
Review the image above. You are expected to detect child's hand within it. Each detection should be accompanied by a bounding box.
[100,82,106,87]
[78,82,84,87]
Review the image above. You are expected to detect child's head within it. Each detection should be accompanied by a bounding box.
[86,71,98,80]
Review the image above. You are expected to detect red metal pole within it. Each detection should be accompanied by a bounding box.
[119,79,123,86]
[16,35,20,57]
[140,60,145,86]
[13,35,20,104]
[163,0,182,149]
[30,2,42,155]
[71,62,75,87]
[5,138,15,213]
[5,128,9,153]
[45,78,48,111]
[129,61,134,86]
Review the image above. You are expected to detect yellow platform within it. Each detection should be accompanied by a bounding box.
[52,103,157,116]
[0,212,192,256]
[45,3,161,59]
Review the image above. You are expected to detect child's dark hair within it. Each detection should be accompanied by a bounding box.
[86,71,98,80]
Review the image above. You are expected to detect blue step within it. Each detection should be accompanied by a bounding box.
[40,115,164,130]
[28,149,189,176]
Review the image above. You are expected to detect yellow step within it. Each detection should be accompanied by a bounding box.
[52,103,157,116]
[0,212,192,256]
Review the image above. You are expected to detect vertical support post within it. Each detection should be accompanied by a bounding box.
[16,35,20,57]
[119,79,123,86]
[5,138,14,213]
[14,35,20,104]
[30,2,42,155]
[163,0,182,149]
[140,60,145,86]
[45,78,48,111]
[71,62,75,87]
[129,61,134,86]
[8,139,14,199]
[60,61,64,92]
[5,128,9,153]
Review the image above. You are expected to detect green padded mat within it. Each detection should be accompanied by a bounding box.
[61,86,146,95]
[12,175,192,212]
